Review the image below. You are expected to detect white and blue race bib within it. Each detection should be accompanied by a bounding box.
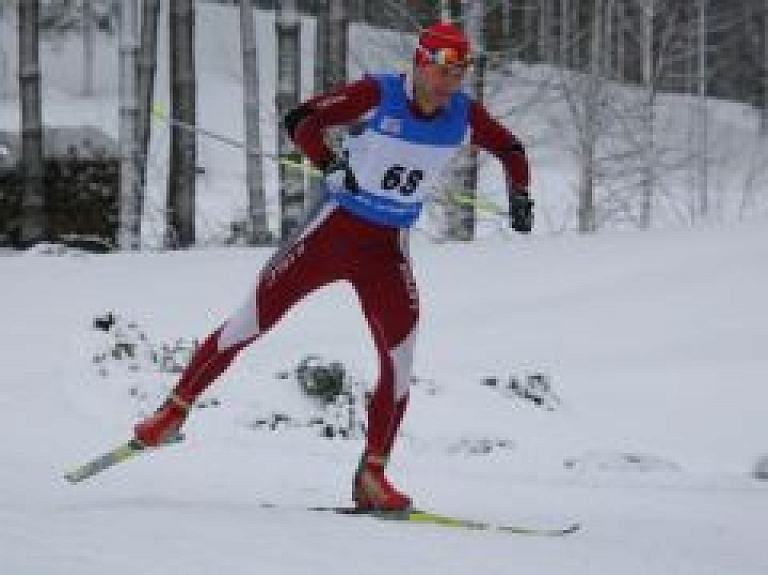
[327,73,470,228]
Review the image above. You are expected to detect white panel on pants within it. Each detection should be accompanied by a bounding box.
[217,201,336,352]
[389,327,417,400]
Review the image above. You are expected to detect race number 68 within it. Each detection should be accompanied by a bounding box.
[380,165,425,196]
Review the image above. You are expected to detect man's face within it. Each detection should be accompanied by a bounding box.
[417,61,468,109]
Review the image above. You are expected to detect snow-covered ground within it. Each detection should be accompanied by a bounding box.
[1,5,768,573]
[1,222,767,574]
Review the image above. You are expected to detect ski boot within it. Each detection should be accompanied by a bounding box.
[353,453,412,511]
[134,393,190,447]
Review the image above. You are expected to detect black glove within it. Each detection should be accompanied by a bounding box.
[319,154,361,193]
[508,190,534,233]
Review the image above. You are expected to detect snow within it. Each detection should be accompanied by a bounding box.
[2,4,768,573]
[1,223,767,574]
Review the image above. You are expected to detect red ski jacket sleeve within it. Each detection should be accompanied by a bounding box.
[468,101,530,192]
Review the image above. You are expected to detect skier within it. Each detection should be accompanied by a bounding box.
[134,21,533,511]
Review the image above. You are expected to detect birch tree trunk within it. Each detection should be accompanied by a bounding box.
[82,0,93,97]
[314,0,347,163]
[119,0,141,250]
[444,0,484,241]
[695,0,709,221]
[763,0,768,134]
[276,0,303,240]
[240,0,268,244]
[522,1,537,61]
[328,0,348,90]
[315,0,330,93]
[603,0,614,78]
[440,0,453,22]
[615,0,625,82]
[559,0,570,68]
[136,0,160,241]
[639,0,655,229]
[314,0,347,179]
[167,0,197,248]
[18,0,46,246]
[347,0,365,24]
[579,0,603,233]
[539,0,555,62]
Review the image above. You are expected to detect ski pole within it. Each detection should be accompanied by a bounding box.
[152,103,302,168]
[152,104,507,217]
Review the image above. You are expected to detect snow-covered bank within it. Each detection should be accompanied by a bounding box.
[1,222,767,574]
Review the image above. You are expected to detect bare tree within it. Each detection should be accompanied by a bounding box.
[539,0,705,231]
[694,0,709,222]
[637,0,655,229]
[559,0,573,69]
[167,0,197,248]
[579,0,604,232]
[347,0,366,23]
[764,0,768,133]
[439,0,453,21]
[18,0,46,245]
[240,0,269,244]
[760,0,768,134]
[539,0,556,62]
[315,0,331,92]
[136,0,160,239]
[555,2,629,230]
[82,0,93,97]
[438,1,486,241]
[276,0,303,240]
[118,0,141,250]
[315,0,347,93]
[453,0,486,240]
[312,0,348,197]
[36,0,116,96]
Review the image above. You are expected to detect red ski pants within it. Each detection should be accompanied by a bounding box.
[171,203,418,460]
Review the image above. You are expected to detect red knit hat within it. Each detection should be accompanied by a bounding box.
[415,22,472,67]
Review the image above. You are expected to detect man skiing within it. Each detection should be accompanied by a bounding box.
[134,22,533,511]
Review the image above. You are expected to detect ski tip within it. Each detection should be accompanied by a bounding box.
[62,432,186,485]
[502,521,582,536]
[63,471,82,484]
[561,522,582,535]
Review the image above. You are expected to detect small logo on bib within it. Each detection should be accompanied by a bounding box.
[380,116,402,136]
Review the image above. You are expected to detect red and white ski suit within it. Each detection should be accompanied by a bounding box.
[166,74,529,461]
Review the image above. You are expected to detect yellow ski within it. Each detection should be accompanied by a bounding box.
[64,434,184,484]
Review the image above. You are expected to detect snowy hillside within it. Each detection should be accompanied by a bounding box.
[1,223,767,574]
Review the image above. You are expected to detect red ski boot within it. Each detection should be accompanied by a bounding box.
[353,454,412,511]
[134,394,190,447]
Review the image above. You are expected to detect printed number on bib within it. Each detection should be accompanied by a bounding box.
[381,165,425,196]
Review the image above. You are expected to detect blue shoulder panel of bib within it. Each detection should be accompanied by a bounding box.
[368,73,470,147]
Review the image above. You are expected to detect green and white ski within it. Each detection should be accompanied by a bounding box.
[64,441,579,537]
[64,433,184,484]
[261,503,580,536]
